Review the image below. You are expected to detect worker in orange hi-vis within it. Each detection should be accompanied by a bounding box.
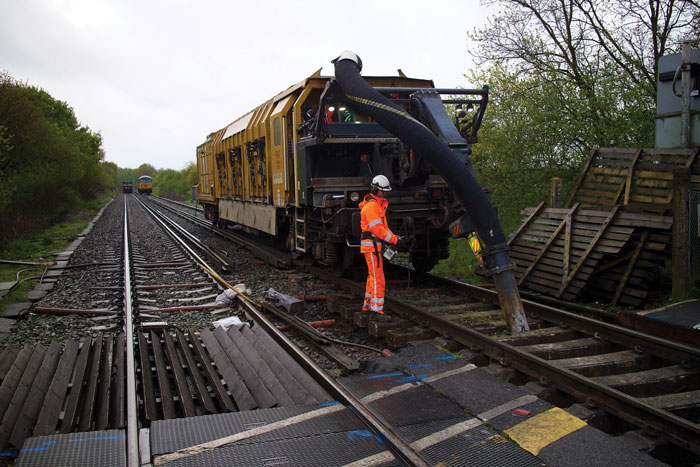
[359,175,406,321]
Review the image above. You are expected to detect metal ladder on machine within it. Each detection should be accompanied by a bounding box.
[294,208,307,253]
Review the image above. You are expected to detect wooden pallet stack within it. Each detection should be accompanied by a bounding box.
[508,147,698,307]
[566,147,699,208]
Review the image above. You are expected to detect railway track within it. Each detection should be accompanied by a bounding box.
[146,195,700,460]
[0,195,436,466]
[4,194,696,464]
[136,196,434,465]
[301,264,700,459]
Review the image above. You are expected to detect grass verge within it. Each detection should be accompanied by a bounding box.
[432,212,524,284]
[0,193,114,312]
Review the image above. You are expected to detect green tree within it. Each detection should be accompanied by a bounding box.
[101,161,119,189]
[117,167,140,186]
[183,161,197,191]
[0,72,109,240]
[0,124,12,219]
[471,0,699,101]
[465,0,697,221]
[468,63,655,220]
[137,163,157,177]
[151,162,197,198]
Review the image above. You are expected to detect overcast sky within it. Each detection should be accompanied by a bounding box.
[1,0,498,171]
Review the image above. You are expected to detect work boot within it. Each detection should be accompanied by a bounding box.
[370,312,391,322]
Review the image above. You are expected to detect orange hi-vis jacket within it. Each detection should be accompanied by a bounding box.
[359,194,398,253]
[359,193,397,313]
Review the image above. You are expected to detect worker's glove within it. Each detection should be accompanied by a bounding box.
[396,236,407,252]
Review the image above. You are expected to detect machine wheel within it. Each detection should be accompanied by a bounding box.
[411,255,439,274]
[333,245,355,277]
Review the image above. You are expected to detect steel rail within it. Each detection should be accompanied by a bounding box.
[236,293,431,467]
[137,196,430,466]
[147,204,233,270]
[313,267,700,455]
[145,197,290,268]
[430,275,700,364]
[123,198,139,466]
[389,294,700,454]
[151,195,203,213]
[135,198,214,270]
[146,195,700,358]
[383,263,700,362]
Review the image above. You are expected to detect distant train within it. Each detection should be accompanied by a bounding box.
[138,176,153,195]
[196,64,488,274]
[122,181,133,194]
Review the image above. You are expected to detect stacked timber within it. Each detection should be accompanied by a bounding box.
[565,147,699,208]
[509,147,698,307]
[510,205,671,306]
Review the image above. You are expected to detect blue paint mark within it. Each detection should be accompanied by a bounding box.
[347,430,384,444]
[19,448,48,453]
[320,401,341,407]
[404,364,432,369]
[396,375,427,383]
[72,436,121,443]
[17,440,56,455]
[435,356,455,360]
[650,314,670,319]
[0,452,17,457]
[347,429,372,440]
[368,372,402,379]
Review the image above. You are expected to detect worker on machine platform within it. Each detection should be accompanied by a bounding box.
[359,175,406,321]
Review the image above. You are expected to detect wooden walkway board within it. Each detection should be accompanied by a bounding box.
[200,327,257,411]
[249,325,332,404]
[0,326,330,449]
[33,340,79,437]
[9,341,63,448]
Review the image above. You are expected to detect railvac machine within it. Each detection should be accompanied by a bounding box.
[332,51,529,332]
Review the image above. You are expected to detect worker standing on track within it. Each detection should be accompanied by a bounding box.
[359,175,405,321]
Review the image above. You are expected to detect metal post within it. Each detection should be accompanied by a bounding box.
[550,177,563,208]
[672,168,690,299]
[681,41,691,148]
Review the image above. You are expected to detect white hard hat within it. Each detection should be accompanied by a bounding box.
[371,175,392,192]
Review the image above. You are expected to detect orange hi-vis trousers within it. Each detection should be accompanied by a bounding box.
[363,251,385,314]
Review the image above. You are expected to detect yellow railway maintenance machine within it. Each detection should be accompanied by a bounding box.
[196,66,489,275]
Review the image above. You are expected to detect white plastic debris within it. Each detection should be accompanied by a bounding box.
[214,284,250,306]
[212,316,245,329]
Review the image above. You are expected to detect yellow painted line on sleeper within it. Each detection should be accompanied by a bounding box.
[505,407,587,456]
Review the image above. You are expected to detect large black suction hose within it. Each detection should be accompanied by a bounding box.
[333,51,529,332]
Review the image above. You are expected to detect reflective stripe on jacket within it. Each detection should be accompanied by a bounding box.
[359,194,397,253]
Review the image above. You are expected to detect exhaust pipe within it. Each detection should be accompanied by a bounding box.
[333,51,529,332]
